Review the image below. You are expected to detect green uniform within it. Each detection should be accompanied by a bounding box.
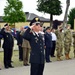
[72,32,75,57]
[64,29,72,55]
[55,30,63,57]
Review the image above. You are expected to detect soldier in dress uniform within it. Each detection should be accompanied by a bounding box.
[55,25,64,61]
[17,27,23,61]
[64,24,72,59]
[44,27,52,62]
[1,24,14,68]
[23,17,45,75]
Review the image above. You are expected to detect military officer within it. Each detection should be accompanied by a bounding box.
[64,24,72,59]
[44,27,52,62]
[23,17,45,75]
[1,24,14,68]
[17,26,23,61]
[55,25,64,61]
[20,26,31,66]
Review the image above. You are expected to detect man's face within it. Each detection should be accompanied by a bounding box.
[33,23,41,32]
[5,25,10,30]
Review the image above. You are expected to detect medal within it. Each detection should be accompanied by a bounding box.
[35,37,38,43]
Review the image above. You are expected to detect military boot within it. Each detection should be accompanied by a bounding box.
[65,54,71,60]
[57,56,62,61]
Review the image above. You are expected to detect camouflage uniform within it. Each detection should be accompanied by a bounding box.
[55,26,64,60]
[64,28,72,59]
[72,32,75,57]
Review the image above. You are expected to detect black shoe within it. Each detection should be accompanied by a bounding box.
[11,61,13,63]
[9,65,14,68]
[24,64,29,66]
[5,66,9,69]
[19,59,23,61]
[0,68,1,70]
[51,55,55,57]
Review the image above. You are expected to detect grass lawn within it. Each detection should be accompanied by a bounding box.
[0,46,75,68]
[0,50,23,68]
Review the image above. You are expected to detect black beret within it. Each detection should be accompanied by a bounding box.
[4,23,8,26]
[30,17,40,26]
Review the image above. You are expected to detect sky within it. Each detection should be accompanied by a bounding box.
[0,0,75,21]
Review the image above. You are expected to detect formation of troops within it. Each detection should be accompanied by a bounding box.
[0,17,75,75]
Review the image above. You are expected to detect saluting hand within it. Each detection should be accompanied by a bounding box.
[29,24,35,29]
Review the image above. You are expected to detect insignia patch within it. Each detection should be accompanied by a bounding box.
[35,18,38,21]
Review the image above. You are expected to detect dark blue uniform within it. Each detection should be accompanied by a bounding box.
[1,28,14,68]
[23,28,45,75]
[44,32,52,62]
[17,31,23,61]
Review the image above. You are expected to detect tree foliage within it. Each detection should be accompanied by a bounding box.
[37,0,62,15]
[37,0,62,27]
[68,8,75,29]
[3,0,26,25]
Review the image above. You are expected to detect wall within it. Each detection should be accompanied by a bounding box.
[0,22,50,29]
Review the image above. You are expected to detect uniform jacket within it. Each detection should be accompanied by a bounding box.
[17,31,23,45]
[64,29,72,43]
[23,28,45,64]
[44,32,52,48]
[1,28,14,48]
[20,31,31,48]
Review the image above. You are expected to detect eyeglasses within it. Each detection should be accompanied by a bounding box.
[36,23,40,25]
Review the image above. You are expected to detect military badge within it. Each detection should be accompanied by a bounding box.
[7,35,8,37]
[35,37,38,43]
[35,18,38,22]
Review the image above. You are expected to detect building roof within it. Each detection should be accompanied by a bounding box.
[0,12,50,22]
[0,12,63,24]
[25,12,50,22]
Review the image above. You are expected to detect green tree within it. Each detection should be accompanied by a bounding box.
[37,0,62,27]
[3,0,26,25]
[68,8,75,29]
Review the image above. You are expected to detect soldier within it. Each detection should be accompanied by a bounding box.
[17,26,23,61]
[64,24,72,59]
[1,24,14,68]
[23,17,45,75]
[44,27,52,62]
[55,25,64,61]
[20,26,31,66]
[72,32,75,57]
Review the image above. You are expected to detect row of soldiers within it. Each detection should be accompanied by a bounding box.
[55,24,75,61]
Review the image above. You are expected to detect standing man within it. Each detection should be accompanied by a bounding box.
[55,25,64,61]
[23,17,45,75]
[1,24,14,68]
[51,29,57,57]
[17,27,23,61]
[73,32,75,57]
[64,24,72,59]
[44,27,52,62]
[21,26,31,66]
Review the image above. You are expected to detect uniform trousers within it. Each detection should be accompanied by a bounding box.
[51,41,56,56]
[18,46,23,60]
[3,47,13,67]
[23,48,30,65]
[45,47,51,62]
[30,63,44,75]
